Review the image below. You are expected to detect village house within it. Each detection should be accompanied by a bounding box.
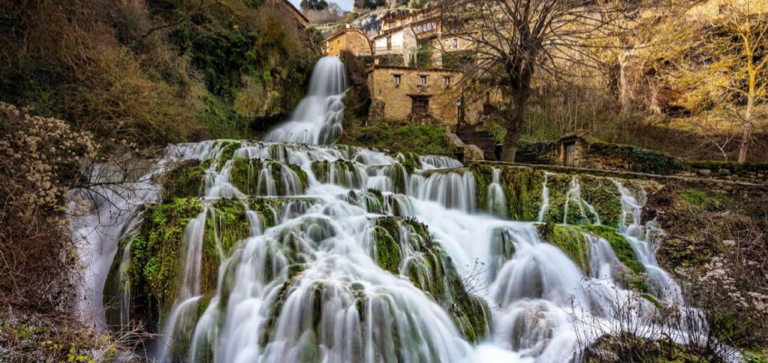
[324,28,373,57]
[372,26,417,65]
[366,65,483,125]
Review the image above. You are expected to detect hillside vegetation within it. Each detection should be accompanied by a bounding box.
[0,0,321,147]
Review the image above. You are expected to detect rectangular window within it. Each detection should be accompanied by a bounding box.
[443,76,451,88]
[387,36,392,51]
[451,37,458,50]
[393,74,401,86]
[419,75,427,86]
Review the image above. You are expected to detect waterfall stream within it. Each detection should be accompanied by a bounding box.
[71,57,702,362]
[263,56,347,145]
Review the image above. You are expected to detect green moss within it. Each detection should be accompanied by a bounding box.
[160,160,206,202]
[338,120,452,155]
[201,199,249,295]
[470,164,545,221]
[372,223,403,274]
[680,188,722,210]
[398,152,423,174]
[230,158,308,196]
[579,176,622,227]
[311,160,362,188]
[472,165,623,226]
[538,223,591,274]
[128,198,204,323]
[582,225,645,275]
[586,139,683,175]
[372,216,490,343]
[216,141,242,170]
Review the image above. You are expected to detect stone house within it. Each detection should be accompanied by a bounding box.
[324,28,373,57]
[366,65,482,125]
[372,26,418,65]
[554,130,590,167]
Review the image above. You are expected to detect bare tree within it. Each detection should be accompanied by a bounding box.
[437,0,641,161]
[716,0,768,163]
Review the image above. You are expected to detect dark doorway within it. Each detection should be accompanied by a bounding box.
[411,96,429,115]
[564,142,576,167]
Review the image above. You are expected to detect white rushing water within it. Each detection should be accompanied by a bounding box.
[71,56,702,363]
[264,56,347,145]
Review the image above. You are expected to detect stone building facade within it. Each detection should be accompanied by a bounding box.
[372,27,418,65]
[324,28,373,57]
[366,65,482,125]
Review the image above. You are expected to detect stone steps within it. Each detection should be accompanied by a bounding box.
[457,129,497,160]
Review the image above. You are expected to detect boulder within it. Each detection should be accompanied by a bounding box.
[464,144,485,161]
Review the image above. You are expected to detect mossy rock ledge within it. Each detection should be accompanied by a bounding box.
[538,223,647,292]
[369,216,491,343]
[230,157,309,196]
[471,163,656,228]
[103,197,251,333]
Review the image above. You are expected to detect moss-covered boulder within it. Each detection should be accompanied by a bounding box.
[248,197,318,230]
[370,217,491,343]
[472,164,545,221]
[339,189,385,213]
[311,160,363,189]
[470,163,649,228]
[103,198,251,332]
[538,223,591,274]
[103,198,203,330]
[582,225,645,275]
[397,151,423,173]
[215,141,242,170]
[537,223,647,291]
[201,199,250,294]
[160,160,207,202]
[230,157,308,196]
[579,176,623,227]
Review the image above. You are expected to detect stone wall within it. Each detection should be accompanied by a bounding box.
[523,136,768,185]
[678,161,768,184]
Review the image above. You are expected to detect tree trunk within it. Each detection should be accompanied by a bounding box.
[738,95,754,164]
[502,89,528,162]
[619,52,631,116]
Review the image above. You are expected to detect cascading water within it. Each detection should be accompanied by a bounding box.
[487,168,507,218]
[264,56,347,145]
[74,138,703,363]
[71,57,704,362]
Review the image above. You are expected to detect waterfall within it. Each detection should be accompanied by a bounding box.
[264,56,347,145]
[156,209,208,362]
[562,177,601,225]
[74,140,704,363]
[611,179,683,303]
[487,168,507,218]
[68,57,707,363]
[537,172,550,222]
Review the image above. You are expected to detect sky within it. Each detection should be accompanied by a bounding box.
[289,0,355,12]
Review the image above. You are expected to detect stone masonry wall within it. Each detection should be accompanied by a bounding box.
[325,30,372,57]
[367,66,482,124]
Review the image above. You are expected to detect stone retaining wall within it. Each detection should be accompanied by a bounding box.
[518,138,768,185]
